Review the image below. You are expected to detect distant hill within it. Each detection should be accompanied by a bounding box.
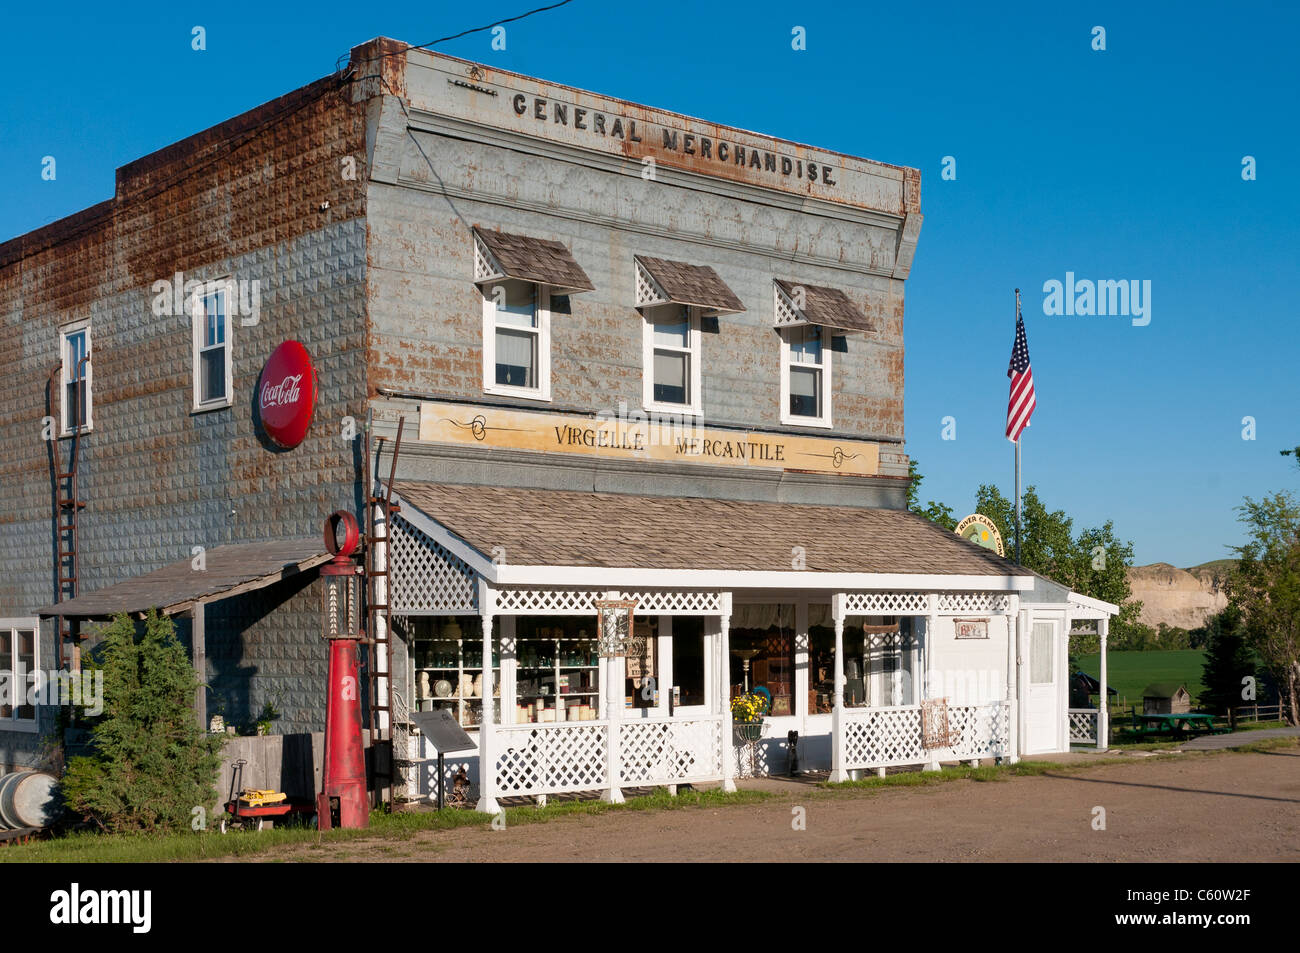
[1126,561,1237,631]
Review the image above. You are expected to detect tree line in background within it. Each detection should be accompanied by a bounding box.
[908,449,1300,726]
[907,461,1141,652]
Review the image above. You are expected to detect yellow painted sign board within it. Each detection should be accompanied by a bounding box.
[418,402,879,477]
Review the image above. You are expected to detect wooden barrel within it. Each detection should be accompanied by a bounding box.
[0,771,60,830]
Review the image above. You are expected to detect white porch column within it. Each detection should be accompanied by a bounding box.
[475,580,500,814]
[603,591,625,803]
[920,595,942,772]
[603,650,626,804]
[1097,616,1109,749]
[719,593,736,792]
[1006,594,1021,764]
[829,592,848,783]
[925,590,935,702]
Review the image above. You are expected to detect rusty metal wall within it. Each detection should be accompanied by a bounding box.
[0,74,372,760]
[364,47,911,444]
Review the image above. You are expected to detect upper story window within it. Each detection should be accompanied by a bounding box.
[483,278,551,398]
[633,256,743,418]
[642,304,702,413]
[192,282,233,411]
[59,321,92,435]
[773,279,875,430]
[473,226,595,404]
[781,324,831,426]
[0,620,39,731]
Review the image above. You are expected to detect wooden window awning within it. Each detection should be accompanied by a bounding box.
[472,226,595,296]
[773,279,875,334]
[37,538,331,619]
[634,256,744,316]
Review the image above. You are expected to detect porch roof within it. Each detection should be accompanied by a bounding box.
[37,537,330,619]
[390,481,1035,589]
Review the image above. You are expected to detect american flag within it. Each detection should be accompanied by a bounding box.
[1006,300,1036,442]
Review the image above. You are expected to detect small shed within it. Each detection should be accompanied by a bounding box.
[1142,682,1192,715]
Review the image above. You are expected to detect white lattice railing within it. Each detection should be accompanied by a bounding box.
[948,701,1011,759]
[1068,709,1099,745]
[842,705,926,768]
[491,716,726,798]
[494,721,610,797]
[619,717,724,786]
[841,701,1010,771]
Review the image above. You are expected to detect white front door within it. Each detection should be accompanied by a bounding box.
[1024,620,1061,753]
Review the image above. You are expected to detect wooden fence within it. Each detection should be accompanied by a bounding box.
[1229,703,1289,724]
[213,733,324,815]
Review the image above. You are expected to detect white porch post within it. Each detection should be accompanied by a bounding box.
[603,591,625,803]
[829,592,848,783]
[1097,615,1109,749]
[923,593,938,703]
[719,593,735,792]
[603,651,625,803]
[1006,594,1020,764]
[475,580,500,814]
[922,594,941,771]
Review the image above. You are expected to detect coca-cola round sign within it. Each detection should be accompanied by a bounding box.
[257,340,317,449]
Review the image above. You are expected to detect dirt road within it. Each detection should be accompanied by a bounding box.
[269,748,1299,862]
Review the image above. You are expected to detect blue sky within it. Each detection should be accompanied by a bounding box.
[3,1,1297,566]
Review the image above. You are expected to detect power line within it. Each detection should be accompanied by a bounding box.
[334,0,575,73]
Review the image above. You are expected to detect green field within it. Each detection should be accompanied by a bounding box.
[1076,649,1207,710]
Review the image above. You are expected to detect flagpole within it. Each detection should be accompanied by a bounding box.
[1014,287,1022,565]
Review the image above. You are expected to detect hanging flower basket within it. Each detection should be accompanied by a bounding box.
[734,721,764,743]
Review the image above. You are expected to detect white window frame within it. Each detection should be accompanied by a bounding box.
[59,320,93,436]
[0,618,41,732]
[191,278,234,412]
[641,303,703,417]
[481,280,552,401]
[779,323,833,428]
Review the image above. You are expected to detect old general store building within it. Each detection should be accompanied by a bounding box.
[0,38,1112,806]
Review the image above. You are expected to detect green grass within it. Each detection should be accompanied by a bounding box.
[818,757,1155,791]
[1076,648,1208,707]
[13,736,1297,863]
[0,786,771,864]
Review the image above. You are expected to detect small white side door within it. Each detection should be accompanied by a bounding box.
[1025,620,1061,753]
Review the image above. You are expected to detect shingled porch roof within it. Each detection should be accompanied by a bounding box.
[390,481,1032,588]
[38,538,330,619]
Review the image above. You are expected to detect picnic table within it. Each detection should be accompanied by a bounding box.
[1119,712,1229,742]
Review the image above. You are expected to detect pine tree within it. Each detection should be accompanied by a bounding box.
[1199,606,1255,729]
[61,610,225,833]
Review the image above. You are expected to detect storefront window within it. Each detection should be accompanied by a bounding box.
[809,615,915,711]
[514,616,600,724]
[729,604,795,716]
[409,617,501,728]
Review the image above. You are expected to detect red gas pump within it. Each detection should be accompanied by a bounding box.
[317,511,368,830]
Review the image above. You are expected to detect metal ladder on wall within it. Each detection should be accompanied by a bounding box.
[47,357,89,676]
[362,410,404,808]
